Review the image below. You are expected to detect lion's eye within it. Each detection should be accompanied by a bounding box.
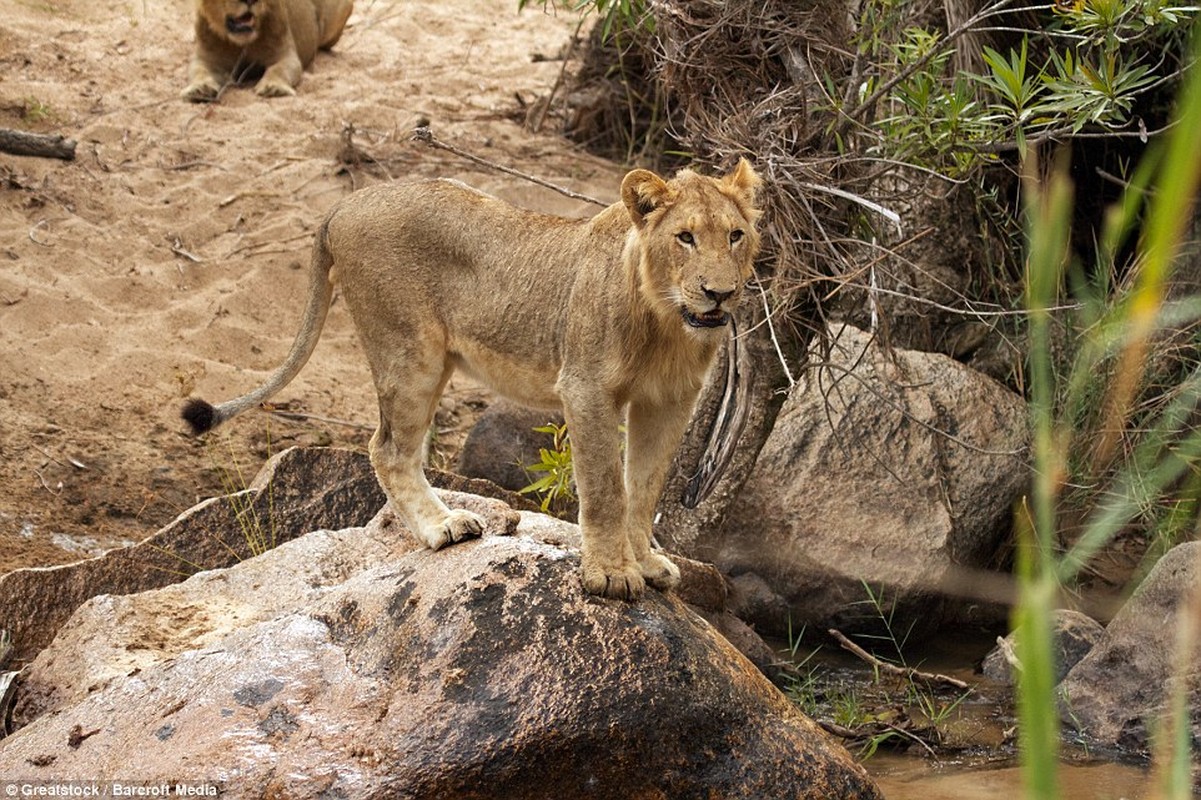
[676,231,695,246]
[729,229,744,245]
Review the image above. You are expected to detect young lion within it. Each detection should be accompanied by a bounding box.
[183,161,762,600]
[181,0,354,102]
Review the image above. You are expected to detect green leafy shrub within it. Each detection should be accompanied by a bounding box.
[518,422,577,514]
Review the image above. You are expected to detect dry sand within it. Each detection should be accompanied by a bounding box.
[0,0,622,572]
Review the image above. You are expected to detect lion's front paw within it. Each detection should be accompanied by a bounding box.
[639,551,681,591]
[581,558,646,601]
[181,79,220,102]
[421,509,485,550]
[255,78,297,98]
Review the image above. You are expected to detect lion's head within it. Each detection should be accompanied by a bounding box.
[198,0,276,44]
[621,159,762,334]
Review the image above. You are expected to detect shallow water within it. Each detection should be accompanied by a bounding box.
[771,629,1201,800]
[866,753,1171,800]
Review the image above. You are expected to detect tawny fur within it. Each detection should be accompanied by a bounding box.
[182,162,762,600]
[181,0,353,101]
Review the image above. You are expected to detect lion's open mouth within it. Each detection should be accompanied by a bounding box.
[682,307,731,329]
[226,11,257,35]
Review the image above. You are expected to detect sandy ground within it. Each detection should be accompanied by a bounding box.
[0,0,623,573]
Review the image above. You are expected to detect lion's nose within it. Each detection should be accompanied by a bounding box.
[703,286,735,305]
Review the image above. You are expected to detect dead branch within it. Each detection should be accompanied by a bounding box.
[829,628,971,691]
[170,236,204,263]
[0,128,76,160]
[0,669,15,737]
[265,408,374,431]
[412,125,607,207]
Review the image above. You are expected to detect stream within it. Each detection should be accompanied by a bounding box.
[773,628,1199,799]
[868,754,1159,799]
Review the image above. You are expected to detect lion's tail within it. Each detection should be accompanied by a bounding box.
[182,216,337,436]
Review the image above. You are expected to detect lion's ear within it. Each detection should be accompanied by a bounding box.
[622,169,673,228]
[723,158,762,204]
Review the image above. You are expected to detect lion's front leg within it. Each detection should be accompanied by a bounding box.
[255,46,304,97]
[624,397,695,591]
[181,51,226,102]
[561,389,643,600]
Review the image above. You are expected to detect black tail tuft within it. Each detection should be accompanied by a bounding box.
[181,398,218,436]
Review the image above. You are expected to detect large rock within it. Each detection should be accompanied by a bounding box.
[455,399,565,495]
[1,445,775,681]
[0,447,532,666]
[0,447,386,665]
[1,512,882,799]
[718,324,1029,637]
[981,609,1104,685]
[1058,542,1201,752]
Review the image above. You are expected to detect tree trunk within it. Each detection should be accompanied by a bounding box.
[656,296,808,561]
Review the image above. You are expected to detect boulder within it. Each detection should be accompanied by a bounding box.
[981,609,1105,685]
[0,447,538,666]
[456,399,565,495]
[1,512,882,799]
[1058,542,1201,752]
[718,324,1029,637]
[0,446,387,665]
[1,445,776,682]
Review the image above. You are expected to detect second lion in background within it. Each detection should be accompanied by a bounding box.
[182,0,354,101]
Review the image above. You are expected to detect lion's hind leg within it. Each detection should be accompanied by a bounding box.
[369,365,484,550]
[318,0,355,50]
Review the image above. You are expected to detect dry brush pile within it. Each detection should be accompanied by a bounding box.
[550,0,1196,560]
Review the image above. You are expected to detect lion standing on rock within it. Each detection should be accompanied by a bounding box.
[182,162,762,600]
[182,0,353,101]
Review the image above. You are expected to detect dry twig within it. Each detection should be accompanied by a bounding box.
[829,628,971,691]
[265,408,374,431]
[170,236,204,263]
[412,126,607,207]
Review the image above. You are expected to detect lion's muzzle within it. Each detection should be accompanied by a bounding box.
[225,10,257,35]
[682,307,732,328]
[682,285,737,328]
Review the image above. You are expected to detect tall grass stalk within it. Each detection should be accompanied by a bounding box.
[1018,22,1201,800]
[209,433,277,559]
[1018,151,1073,800]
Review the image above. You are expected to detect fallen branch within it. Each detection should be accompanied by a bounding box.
[265,408,374,431]
[829,628,971,691]
[412,125,607,207]
[817,720,860,739]
[0,128,76,161]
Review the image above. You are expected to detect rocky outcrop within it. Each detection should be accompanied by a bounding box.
[1058,542,1201,752]
[981,609,1105,685]
[0,447,540,666]
[2,510,882,799]
[718,324,1029,637]
[0,447,387,665]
